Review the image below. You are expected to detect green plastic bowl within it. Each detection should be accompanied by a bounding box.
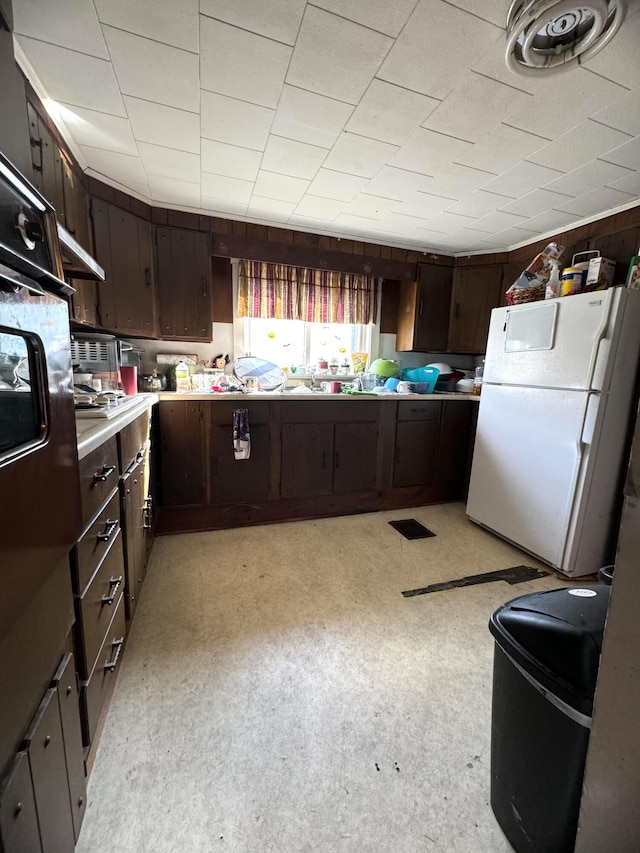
[368,359,400,378]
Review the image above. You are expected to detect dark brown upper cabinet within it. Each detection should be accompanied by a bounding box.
[27,101,64,221]
[91,198,157,337]
[156,226,213,341]
[447,264,504,354]
[396,264,453,352]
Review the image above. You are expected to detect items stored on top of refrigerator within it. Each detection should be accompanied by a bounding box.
[466,286,640,577]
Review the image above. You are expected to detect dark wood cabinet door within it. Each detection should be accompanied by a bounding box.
[436,402,474,487]
[281,423,333,499]
[396,265,452,352]
[333,421,377,494]
[121,458,146,619]
[448,265,504,353]
[158,401,205,506]
[90,197,114,329]
[209,424,271,504]
[0,752,43,853]
[51,654,86,843]
[393,420,439,488]
[108,205,145,335]
[27,104,64,220]
[24,689,75,853]
[137,218,157,337]
[156,227,213,341]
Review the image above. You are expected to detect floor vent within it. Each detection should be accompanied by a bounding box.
[388,519,436,540]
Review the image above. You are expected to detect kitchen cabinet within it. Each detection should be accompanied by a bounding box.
[27,102,64,221]
[156,226,212,341]
[281,423,334,499]
[209,423,272,504]
[396,264,453,352]
[393,402,440,488]
[447,264,504,354]
[158,400,206,506]
[0,751,42,853]
[91,198,157,337]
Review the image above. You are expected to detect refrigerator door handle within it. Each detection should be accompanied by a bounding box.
[581,393,601,446]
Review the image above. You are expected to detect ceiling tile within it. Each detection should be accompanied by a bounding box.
[457,225,510,243]
[307,169,369,202]
[15,36,125,116]
[591,88,640,136]
[80,146,147,186]
[416,164,499,199]
[457,124,549,173]
[271,86,353,149]
[200,17,291,109]
[13,0,108,58]
[331,212,381,235]
[200,0,307,46]
[102,26,199,112]
[506,67,628,138]
[471,210,534,234]
[446,190,512,218]
[376,211,438,234]
[363,166,438,201]
[201,198,248,216]
[346,80,439,146]
[323,134,398,178]
[543,160,633,198]
[583,8,640,89]
[600,135,640,171]
[528,121,634,172]
[201,140,262,182]
[607,170,640,196]
[421,211,478,233]
[295,195,345,220]
[287,214,329,230]
[423,73,531,143]
[286,6,393,105]
[123,96,200,154]
[95,0,199,52]
[148,174,200,206]
[254,171,309,203]
[246,197,297,220]
[312,0,418,37]
[342,195,399,218]
[55,103,137,155]
[500,188,574,218]
[201,92,274,151]
[493,227,543,249]
[480,161,565,198]
[515,209,578,234]
[201,172,254,204]
[390,128,474,173]
[556,186,636,218]
[137,142,200,183]
[395,193,452,219]
[261,137,328,180]
[377,0,503,100]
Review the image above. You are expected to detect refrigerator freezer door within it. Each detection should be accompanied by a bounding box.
[484,289,615,390]
[467,384,590,568]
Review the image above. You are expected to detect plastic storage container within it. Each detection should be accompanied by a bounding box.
[489,584,610,853]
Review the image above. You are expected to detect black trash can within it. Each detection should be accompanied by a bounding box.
[489,584,610,853]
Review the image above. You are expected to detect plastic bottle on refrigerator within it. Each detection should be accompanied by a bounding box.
[545,260,561,299]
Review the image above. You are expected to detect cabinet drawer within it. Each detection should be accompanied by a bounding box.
[118,411,150,474]
[78,437,119,527]
[397,401,441,422]
[80,595,126,746]
[76,531,124,679]
[72,489,121,595]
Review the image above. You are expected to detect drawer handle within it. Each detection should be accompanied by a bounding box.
[143,496,153,530]
[92,465,116,483]
[104,637,124,673]
[97,519,119,542]
[101,576,122,606]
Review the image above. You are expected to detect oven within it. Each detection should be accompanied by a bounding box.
[0,151,82,640]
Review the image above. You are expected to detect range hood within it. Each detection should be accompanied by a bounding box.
[57,222,105,281]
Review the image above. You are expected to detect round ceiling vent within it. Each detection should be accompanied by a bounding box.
[505,1,627,77]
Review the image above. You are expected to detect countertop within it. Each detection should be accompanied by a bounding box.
[156,391,480,402]
[75,393,158,460]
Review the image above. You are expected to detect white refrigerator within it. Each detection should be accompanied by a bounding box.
[466,287,640,577]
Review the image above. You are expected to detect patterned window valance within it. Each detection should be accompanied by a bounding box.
[238,260,379,325]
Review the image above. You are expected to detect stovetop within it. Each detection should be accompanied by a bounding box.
[75,395,141,418]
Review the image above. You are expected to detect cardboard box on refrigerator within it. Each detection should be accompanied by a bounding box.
[585,257,615,290]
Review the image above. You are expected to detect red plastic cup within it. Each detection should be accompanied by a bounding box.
[120,365,138,395]
[330,381,342,394]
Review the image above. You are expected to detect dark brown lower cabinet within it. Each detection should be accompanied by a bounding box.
[334,421,378,494]
[121,457,147,619]
[210,424,271,503]
[281,423,333,499]
[51,654,86,842]
[0,751,42,853]
[23,689,75,853]
[159,400,205,506]
[393,403,440,488]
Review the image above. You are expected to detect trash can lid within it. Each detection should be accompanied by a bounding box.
[489,585,610,715]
